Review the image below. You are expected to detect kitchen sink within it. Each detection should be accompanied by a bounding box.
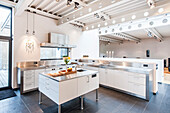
[77,69,86,72]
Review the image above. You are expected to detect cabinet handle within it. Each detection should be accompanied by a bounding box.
[92,74,97,78]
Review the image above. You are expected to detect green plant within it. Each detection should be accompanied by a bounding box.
[64,58,70,65]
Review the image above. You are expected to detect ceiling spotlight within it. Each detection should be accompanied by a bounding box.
[94,13,100,18]
[105,22,108,26]
[147,31,153,37]
[147,0,156,9]
[144,12,149,17]
[121,18,125,22]
[88,8,92,12]
[98,24,101,27]
[74,2,79,10]
[131,15,136,20]
[91,25,94,29]
[67,0,72,6]
[112,20,116,24]
[86,27,88,30]
[101,16,105,21]
[158,8,164,13]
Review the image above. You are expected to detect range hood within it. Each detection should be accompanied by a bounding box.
[40,43,76,48]
[40,32,76,48]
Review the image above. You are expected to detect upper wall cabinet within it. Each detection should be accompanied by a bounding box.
[49,32,69,45]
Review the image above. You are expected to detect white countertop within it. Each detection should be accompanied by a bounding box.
[79,57,163,64]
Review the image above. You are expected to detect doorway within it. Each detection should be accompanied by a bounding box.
[0,5,12,89]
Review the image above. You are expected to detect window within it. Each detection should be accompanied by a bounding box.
[0,5,11,37]
[40,47,68,60]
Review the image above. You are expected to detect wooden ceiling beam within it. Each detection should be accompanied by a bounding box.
[15,0,34,16]
[57,0,128,25]
[0,0,16,7]
[35,0,46,9]
[27,7,61,19]
[85,0,170,31]
[41,0,56,11]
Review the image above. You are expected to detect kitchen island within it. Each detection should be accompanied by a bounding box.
[38,69,99,113]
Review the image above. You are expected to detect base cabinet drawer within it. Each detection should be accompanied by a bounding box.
[128,73,146,85]
[24,82,35,91]
[134,84,146,97]
[128,82,146,97]
[89,74,99,91]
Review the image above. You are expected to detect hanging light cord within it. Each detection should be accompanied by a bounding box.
[33,12,35,35]
[26,11,29,34]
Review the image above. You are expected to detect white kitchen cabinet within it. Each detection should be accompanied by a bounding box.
[98,68,107,85]
[127,72,146,97]
[127,82,146,97]
[78,76,89,96]
[23,70,35,91]
[78,74,99,96]
[39,75,78,104]
[107,69,119,88]
[98,67,147,97]
[89,74,99,92]
[59,79,78,104]
[39,73,99,105]
[49,33,67,45]
[35,69,45,88]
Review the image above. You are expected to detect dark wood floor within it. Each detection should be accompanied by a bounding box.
[0,83,170,113]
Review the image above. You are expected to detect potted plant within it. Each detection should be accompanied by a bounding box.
[63,56,70,65]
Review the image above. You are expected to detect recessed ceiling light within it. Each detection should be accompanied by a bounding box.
[144,12,149,17]
[86,27,88,30]
[88,8,92,12]
[121,18,125,22]
[112,20,116,24]
[158,8,164,13]
[91,25,94,28]
[105,22,108,26]
[131,15,136,19]
[98,24,101,27]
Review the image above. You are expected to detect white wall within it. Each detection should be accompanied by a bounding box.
[70,29,99,58]
[13,11,99,88]
[100,38,170,59]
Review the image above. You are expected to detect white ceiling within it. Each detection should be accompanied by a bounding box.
[3,0,170,40]
[123,25,170,39]
[4,0,170,28]
[101,24,170,43]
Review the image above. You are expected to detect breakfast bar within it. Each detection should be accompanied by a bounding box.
[38,69,99,113]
